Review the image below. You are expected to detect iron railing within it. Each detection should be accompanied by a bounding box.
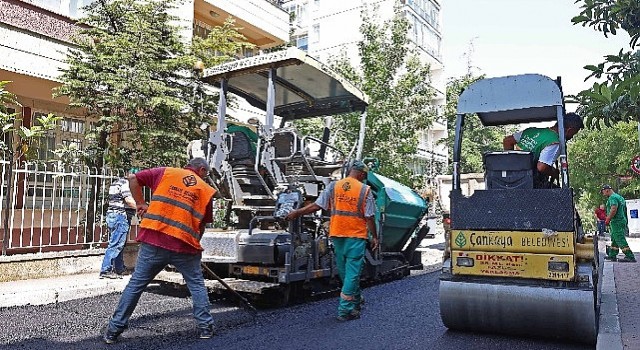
[0,159,140,255]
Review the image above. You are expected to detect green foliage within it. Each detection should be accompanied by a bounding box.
[440,74,515,173]
[570,0,640,127]
[324,4,439,184]
[568,121,640,212]
[571,0,640,46]
[1,81,60,161]
[191,17,255,68]
[55,0,250,169]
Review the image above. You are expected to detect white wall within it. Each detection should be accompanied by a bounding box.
[626,199,640,235]
[436,173,485,212]
[0,24,68,81]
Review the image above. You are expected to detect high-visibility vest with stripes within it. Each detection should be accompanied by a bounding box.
[140,168,216,250]
[328,177,370,239]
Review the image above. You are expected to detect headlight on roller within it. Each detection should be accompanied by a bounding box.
[548,261,569,272]
[456,257,474,267]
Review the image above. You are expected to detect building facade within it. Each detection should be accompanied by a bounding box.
[0,0,289,162]
[282,0,447,178]
[0,0,289,252]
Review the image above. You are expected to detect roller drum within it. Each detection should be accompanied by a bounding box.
[439,280,597,344]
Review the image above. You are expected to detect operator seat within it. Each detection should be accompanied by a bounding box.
[227,131,254,166]
[483,151,535,190]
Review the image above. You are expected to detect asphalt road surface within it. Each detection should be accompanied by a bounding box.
[0,268,591,350]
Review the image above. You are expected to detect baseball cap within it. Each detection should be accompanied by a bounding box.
[351,160,369,173]
[600,184,612,191]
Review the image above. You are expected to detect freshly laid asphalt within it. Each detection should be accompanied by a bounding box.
[0,236,637,350]
[0,271,591,350]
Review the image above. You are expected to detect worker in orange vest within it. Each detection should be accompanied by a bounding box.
[287,160,378,321]
[103,157,217,344]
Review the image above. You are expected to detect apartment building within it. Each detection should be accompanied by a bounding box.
[0,0,289,162]
[0,0,288,250]
[282,0,447,178]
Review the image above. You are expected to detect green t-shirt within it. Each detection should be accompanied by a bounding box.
[606,192,628,224]
[516,128,560,160]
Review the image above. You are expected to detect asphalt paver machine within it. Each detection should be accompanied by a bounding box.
[439,74,601,343]
[158,48,431,305]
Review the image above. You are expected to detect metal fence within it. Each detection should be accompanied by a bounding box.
[0,160,138,255]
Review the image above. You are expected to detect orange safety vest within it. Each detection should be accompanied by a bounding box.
[140,168,216,250]
[328,177,370,239]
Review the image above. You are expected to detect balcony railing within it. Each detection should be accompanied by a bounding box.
[266,0,286,9]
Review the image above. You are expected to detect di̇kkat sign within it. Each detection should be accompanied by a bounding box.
[632,155,640,175]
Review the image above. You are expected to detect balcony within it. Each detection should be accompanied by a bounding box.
[195,0,289,49]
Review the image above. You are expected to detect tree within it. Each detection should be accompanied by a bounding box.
[568,121,640,231]
[325,4,439,185]
[440,74,515,174]
[54,0,252,244]
[571,0,640,128]
[55,0,252,170]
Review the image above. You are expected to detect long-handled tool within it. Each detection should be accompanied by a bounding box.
[200,263,257,315]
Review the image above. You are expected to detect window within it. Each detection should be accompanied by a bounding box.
[193,19,212,39]
[296,35,309,51]
[31,112,57,161]
[62,118,85,134]
[405,0,440,30]
[297,3,308,24]
[285,2,309,26]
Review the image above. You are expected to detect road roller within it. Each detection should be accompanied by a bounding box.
[439,74,601,344]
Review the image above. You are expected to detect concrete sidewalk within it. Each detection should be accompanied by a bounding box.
[0,272,130,308]
[597,237,640,350]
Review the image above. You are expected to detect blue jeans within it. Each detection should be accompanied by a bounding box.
[100,211,130,274]
[597,220,606,235]
[108,243,214,332]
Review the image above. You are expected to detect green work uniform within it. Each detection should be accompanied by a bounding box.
[606,192,636,260]
[516,128,559,160]
[332,237,366,316]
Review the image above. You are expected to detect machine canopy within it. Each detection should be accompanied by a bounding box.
[456,74,564,126]
[201,47,369,121]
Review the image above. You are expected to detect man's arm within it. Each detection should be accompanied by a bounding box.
[286,203,322,220]
[536,161,560,180]
[503,135,517,150]
[124,196,137,209]
[537,144,560,181]
[128,174,149,217]
[606,205,618,225]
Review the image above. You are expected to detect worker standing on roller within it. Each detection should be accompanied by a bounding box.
[286,160,378,321]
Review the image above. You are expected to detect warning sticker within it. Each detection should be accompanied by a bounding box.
[452,251,574,281]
